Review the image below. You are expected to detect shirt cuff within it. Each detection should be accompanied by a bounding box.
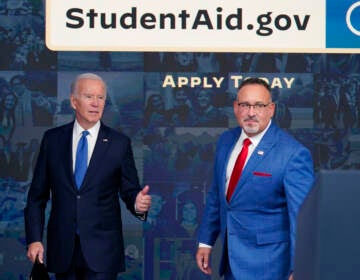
[199,242,212,248]
[134,203,146,220]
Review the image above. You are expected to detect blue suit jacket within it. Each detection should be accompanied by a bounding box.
[198,122,314,280]
[24,122,143,273]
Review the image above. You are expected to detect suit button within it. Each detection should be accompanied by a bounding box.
[76,195,81,199]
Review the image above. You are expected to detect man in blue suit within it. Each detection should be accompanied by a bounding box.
[24,73,152,280]
[196,77,314,280]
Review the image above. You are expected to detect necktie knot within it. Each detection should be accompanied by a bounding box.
[82,130,89,137]
[243,138,251,147]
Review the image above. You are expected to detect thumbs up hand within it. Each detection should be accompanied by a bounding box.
[135,185,151,213]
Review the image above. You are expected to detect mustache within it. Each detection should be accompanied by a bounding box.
[244,116,259,122]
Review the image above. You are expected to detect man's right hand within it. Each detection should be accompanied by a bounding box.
[27,241,44,263]
[196,247,212,275]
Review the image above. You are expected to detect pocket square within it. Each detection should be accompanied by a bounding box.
[253,171,272,177]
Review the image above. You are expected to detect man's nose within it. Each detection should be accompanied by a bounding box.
[91,97,99,106]
[247,105,257,115]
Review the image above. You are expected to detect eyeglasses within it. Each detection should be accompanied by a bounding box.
[237,102,273,112]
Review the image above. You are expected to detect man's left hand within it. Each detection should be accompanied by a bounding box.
[135,185,151,212]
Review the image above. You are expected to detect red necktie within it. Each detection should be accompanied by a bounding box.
[226,138,251,202]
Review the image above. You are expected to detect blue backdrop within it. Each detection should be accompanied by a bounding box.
[1,2,360,279]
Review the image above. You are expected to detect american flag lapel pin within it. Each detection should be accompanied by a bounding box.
[257,150,264,156]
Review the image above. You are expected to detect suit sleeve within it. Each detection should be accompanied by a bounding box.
[197,140,222,246]
[24,132,51,245]
[283,145,314,270]
[118,136,143,218]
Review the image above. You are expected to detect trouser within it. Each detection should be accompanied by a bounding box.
[55,235,117,280]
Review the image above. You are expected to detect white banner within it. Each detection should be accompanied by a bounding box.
[46,0,360,53]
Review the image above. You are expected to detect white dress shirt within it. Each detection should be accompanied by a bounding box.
[72,120,100,172]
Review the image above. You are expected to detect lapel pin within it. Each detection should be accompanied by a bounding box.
[103,138,108,142]
[257,150,264,155]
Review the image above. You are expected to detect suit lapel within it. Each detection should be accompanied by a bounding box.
[60,122,76,189]
[80,123,111,190]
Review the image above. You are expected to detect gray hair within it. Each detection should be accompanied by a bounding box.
[70,73,107,96]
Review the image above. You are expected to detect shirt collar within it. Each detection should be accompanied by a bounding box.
[73,120,101,137]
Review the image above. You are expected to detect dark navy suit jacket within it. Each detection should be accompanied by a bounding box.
[198,122,314,280]
[24,121,143,273]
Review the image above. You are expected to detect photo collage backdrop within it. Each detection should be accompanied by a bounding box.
[1,1,360,279]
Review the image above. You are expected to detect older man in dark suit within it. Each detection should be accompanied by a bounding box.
[24,73,151,280]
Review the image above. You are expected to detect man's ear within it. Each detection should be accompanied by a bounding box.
[269,102,276,118]
[233,100,238,114]
[70,94,76,110]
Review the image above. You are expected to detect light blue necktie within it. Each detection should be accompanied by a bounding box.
[75,130,89,189]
